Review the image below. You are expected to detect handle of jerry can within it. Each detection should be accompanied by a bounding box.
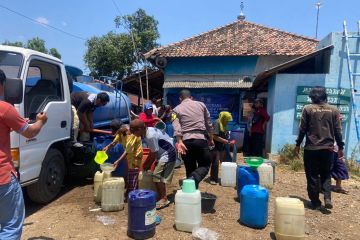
[138,191,150,198]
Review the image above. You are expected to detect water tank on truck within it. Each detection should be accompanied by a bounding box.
[72,82,131,128]
[65,65,131,127]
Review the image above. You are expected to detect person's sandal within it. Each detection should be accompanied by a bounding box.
[156,199,170,210]
[333,187,349,194]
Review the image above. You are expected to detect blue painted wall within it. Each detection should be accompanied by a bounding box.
[269,32,360,158]
[321,32,360,157]
[268,74,326,154]
[165,56,258,75]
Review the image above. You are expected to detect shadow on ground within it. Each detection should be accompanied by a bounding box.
[288,195,331,215]
[27,236,55,240]
[24,176,92,217]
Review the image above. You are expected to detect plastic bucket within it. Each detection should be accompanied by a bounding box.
[201,192,217,213]
[154,121,166,131]
[245,157,264,168]
[141,148,155,171]
[94,151,108,164]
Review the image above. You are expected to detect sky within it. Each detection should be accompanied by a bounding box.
[1,0,359,73]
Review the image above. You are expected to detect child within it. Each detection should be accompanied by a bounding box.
[130,119,176,210]
[331,144,349,194]
[103,124,143,194]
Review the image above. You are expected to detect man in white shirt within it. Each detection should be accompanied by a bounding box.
[130,119,176,210]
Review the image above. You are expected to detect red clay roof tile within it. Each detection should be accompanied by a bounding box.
[146,20,318,58]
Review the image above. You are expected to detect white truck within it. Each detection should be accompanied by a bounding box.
[1,45,130,203]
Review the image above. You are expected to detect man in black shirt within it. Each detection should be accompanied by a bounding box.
[295,87,344,210]
[71,91,110,144]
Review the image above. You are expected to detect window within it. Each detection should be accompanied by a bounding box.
[0,51,23,78]
[24,59,64,117]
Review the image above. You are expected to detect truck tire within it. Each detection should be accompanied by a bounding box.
[26,148,65,204]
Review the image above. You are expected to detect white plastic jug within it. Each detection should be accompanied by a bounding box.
[101,177,125,212]
[257,163,274,189]
[94,171,104,203]
[175,189,201,232]
[138,171,158,194]
[221,162,237,187]
[264,159,276,182]
[275,197,305,240]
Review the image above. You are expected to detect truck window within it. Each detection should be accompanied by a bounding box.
[0,51,23,78]
[24,59,64,117]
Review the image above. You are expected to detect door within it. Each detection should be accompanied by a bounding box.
[19,57,71,182]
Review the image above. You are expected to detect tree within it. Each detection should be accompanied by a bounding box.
[2,38,61,59]
[115,8,160,58]
[49,48,61,59]
[3,41,25,47]
[84,8,160,79]
[27,37,48,54]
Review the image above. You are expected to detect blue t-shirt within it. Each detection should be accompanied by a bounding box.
[145,127,176,163]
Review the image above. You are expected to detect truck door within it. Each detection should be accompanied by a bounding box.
[19,57,71,183]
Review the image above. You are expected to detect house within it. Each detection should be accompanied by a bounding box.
[145,19,317,125]
[252,25,360,158]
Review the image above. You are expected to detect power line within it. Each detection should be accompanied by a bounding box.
[111,0,123,17]
[111,0,148,103]
[0,4,87,41]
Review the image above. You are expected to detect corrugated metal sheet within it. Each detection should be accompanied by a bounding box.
[163,80,252,88]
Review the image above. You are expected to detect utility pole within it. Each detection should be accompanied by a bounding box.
[315,2,322,39]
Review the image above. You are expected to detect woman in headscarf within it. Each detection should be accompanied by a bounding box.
[209,111,235,185]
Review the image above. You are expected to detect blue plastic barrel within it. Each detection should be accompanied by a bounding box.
[240,185,269,228]
[237,166,259,199]
[93,136,127,177]
[128,190,157,239]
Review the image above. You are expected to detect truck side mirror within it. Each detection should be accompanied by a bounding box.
[4,78,23,104]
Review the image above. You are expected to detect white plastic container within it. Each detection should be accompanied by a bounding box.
[94,171,104,203]
[221,162,237,187]
[138,171,158,194]
[264,159,276,183]
[103,172,112,181]
[257,163,274,189]
[100,163,114,181]
[175,189,201,232]
[275,197,305,240]
[101,177,125,212]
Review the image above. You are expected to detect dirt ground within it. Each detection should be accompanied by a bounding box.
[22,161,360,240]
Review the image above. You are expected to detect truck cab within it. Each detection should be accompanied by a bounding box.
[1,45,132,204]
[1,45,72,203]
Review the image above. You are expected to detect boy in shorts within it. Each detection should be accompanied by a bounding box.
[131,119,176,210]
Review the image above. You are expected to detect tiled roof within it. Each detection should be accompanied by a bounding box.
[145,20,318,58]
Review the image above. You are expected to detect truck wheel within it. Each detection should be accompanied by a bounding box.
[27,148,65,204]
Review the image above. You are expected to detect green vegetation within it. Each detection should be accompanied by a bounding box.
[278,144,304,171]
[278,143,360,177]
[347,145,360,177]
[84,8,160,80]
[3,37,61,59]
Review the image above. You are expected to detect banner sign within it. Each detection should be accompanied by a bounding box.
[167,93,239,122]
[295,86,351,122]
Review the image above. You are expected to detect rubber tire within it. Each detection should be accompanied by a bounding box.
[26,148,65,204]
